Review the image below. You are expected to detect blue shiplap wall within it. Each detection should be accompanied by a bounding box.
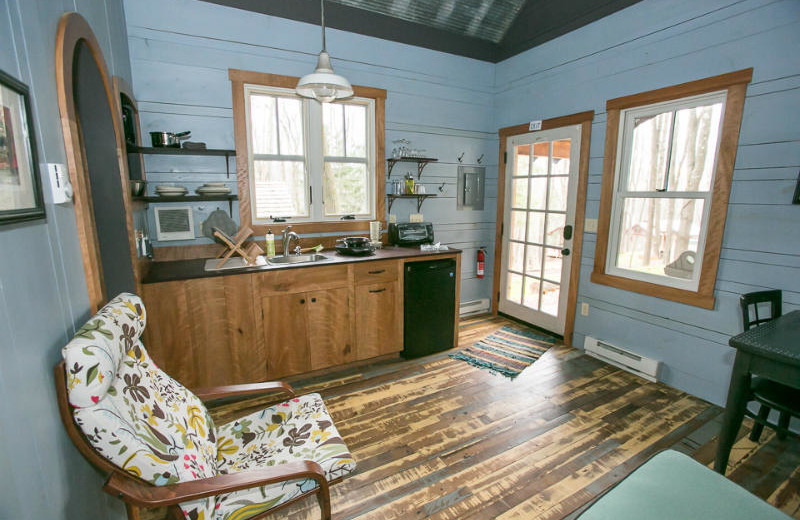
[123,0,499,303]
[494,0,800,405]
[0,0,130,518]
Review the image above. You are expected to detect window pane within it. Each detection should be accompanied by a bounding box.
[543,248,562,283]
[250,94,277,155]
[666,103,722,192]
[322,103,344,156]
[529,178,547,210]
[511,178,528,208]
[545,213,566,247]
[323,162,369,215]
[527,212,545,244]
[508,241,524,272]
[548,176,568,211]
[507,273,523,304]
[615,197,705,279]
[525,245,542,277]
[523,277,540,310]
[510,210,526,241]
[552,140,571,174]
[277,97,303,156]
[627,111,673,191]
[541,281,560,316]
[345,104,367,158]
[532,142,549,175]
[253,160,307,218]
[514,145,530,176]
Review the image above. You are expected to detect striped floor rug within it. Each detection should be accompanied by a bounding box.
[449,325,556,378]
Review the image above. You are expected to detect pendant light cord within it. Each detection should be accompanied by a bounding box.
[320,0,327,52]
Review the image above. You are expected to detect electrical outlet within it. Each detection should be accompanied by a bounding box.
[584,218,598,233]
[581,302,589,316]
[410,213,423,222]
[389,214,397,224]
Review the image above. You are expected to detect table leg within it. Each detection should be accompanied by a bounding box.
[714,352,751,474]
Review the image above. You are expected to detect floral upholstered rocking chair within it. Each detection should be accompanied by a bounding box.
[55,293,356,520]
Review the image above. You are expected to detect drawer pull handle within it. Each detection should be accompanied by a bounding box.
[368,269,386,274]
[300,299,305,304]
[311,297,317,303]
[369,288,386,293]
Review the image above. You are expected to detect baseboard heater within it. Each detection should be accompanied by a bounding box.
[459,298,490,317]
[583,336,661,382]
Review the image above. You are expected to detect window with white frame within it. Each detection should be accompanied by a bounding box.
[244,84,375,223]
[606,91,726,290]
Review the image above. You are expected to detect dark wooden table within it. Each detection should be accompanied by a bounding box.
[714,310,800,474]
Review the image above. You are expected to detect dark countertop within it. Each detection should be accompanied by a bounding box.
[143,246,462,284]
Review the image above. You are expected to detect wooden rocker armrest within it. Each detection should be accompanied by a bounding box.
[193,381,295,402]
[104,460,327,508]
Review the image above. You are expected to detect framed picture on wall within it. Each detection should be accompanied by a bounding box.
[0,69,45,224]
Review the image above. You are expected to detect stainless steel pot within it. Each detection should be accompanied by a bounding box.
[150,131,191,148]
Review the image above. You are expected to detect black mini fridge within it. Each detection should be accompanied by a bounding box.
[403,258,457,358]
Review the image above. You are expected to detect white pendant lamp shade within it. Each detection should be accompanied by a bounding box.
[296,51,353,103]
[296,0,353,103]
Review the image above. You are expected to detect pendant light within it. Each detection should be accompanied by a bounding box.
[296,0,353,103]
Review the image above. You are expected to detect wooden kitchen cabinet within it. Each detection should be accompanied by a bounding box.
[142,274,263,389]
[355,281,402,358]
[307,288,354,371]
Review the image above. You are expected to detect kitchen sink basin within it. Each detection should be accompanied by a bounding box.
[267,253,328,265]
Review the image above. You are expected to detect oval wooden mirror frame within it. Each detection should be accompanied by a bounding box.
[55,12,138,313]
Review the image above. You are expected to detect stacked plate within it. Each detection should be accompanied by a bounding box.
[155,184,188,197]
[196,182,232,195]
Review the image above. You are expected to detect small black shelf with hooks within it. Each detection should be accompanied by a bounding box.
[387,157,438,178]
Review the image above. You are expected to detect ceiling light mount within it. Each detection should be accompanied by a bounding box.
[296,0,353,103]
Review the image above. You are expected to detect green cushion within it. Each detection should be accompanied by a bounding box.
[578,450,791,520]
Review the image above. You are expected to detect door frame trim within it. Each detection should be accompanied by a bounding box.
[493,111,594,346]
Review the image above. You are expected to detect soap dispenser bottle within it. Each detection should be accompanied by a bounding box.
[265,228,276,257]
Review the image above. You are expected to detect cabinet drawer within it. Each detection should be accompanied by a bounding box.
[353,260,398,284]
[255,264,349,294]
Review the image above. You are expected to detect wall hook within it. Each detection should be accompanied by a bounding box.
[457,152,465,163]
[438,182,448,195]
[477,154,484,164]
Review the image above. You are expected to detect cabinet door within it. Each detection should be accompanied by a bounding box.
[141,281,193,384]
[261,293,310,378]
[307,288,354,371]
[355,281,402,359]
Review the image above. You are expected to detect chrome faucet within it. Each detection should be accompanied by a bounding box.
[282,226,300,256]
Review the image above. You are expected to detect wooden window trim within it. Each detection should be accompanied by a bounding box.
[229,69,387,236]
[591,68,753,309]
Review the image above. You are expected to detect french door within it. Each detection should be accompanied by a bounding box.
[499,125,581,335]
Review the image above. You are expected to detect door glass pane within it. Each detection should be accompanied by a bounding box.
[615,197,704,279]
[543,248,562,283]
[541,282,560,316]
[345,104,367,158]
[277,98,303,155]
[525,245,542,277]
[322,103,344,156]
[250,94,277,154]
[532,142,549,175]
[545,213,566,247]
[667,103,722,192]
[508,241,524,273]
[523,277,540,310]
[510,210,526,241]
[323,162,369,215]
[507,273,523,304]
[627,111,673,191]
[515,145,530,175]
[512,178,528,208]
[552,140,571,174]
[527,211,545,244]
[548,176,568,211]
[253,160,307,218]
[529,178,547,210]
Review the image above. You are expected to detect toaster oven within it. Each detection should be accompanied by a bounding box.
[388,222,434,246]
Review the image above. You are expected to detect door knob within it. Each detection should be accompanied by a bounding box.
[562,248,571,256]
[563,224,573,240]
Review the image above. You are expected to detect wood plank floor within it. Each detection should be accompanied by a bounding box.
[154,315,800,519]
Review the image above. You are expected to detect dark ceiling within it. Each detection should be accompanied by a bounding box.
[201,0,643,63]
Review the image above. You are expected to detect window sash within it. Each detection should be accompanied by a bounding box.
[605,91,727,291]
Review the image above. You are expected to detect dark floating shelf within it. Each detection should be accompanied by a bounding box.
[127,145,235,157]
[387,157,438,178]
[387,193,436,212]
[133,194,238,215]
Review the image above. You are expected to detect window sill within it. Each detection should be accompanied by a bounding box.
[590,270,715,309]
[250,220,382,236]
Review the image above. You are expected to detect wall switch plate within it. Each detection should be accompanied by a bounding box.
[47,163,73,204]
[389,214,397,224]
[584,218,598,233]
[581,302,589,316]
[409,213,423,222]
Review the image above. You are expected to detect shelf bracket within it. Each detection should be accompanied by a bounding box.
[225,152,231,179]
[417,162,427,179]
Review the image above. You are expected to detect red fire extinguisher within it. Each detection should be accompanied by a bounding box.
[477,248,485,279]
